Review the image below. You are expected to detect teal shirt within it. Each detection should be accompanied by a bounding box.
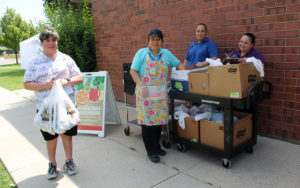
[131,46,180,77]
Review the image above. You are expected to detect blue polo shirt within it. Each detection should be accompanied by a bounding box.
[131,46,180,77]
[185,37,219,66]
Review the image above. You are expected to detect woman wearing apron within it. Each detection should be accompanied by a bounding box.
[130,28,185,163]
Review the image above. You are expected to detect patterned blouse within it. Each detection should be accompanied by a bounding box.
[24,51,81,109]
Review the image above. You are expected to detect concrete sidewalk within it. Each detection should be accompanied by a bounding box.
[0,57,18,66]
[0,87,300,188]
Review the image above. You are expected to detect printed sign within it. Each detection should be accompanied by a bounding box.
[75,72,107,137]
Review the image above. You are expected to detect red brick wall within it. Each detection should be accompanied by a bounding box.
[92,0,300,141]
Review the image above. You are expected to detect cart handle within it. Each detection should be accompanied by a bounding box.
[246,81,273,108]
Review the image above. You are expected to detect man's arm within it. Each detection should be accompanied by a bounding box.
[24,74,83,91]
[176,62,185,70]
[183,59,195,70]
[24,80,54,91]
[68,74,83,86]
[183,59,210,70]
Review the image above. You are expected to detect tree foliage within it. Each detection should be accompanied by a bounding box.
[0,8,36,64]
[44,0,96,72]
[0,32,3,46]
[43,0,80,9]
[29,19,48,34]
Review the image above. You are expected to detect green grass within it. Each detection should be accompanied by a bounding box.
[0,159,17,188]
[0,54,20,59]
[0,64,25,91]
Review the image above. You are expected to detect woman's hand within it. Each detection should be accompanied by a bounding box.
[141,86,148,99]
[238,58,247,64]
[59,79,69,87]
[195,61,209,68]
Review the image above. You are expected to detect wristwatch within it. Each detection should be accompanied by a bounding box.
[65,78,71,86]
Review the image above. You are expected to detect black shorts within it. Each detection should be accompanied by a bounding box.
[40,125,78,141]
[37,110,78,141]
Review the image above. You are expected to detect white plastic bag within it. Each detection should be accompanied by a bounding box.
[206,58,222,66]
[174,104,190,130]
[198,104,215,113]
[246,57,264,77]
[34,80,80,134]
[171,67,190,81]
[194,112,212,121]
[189,105,200,117]
[211,111,224,123]
[34,82,59,135]
[34,95,55,135]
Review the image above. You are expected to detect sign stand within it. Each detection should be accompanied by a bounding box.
[75,71,121,137]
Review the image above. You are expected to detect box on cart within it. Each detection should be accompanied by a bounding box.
[176,117,200,143]
[188,63,261,98]
[188,70,209,95]
[208,63,260,98]
[171,67,208,93]
[200,111,253,150]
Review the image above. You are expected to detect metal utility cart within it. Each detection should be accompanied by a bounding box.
[122,63,171,148]
[169,80,273,168]
[123,63,138,136]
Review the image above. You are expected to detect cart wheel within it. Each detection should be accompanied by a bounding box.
[124,127,130,136]
[246,147,254,154]
[162,140,171,149]
[176,143,186,152]
[221,158,231,169]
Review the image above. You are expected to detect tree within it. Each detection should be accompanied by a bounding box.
[43,0,90,10]
[44,0,96,72]
[0,8,35,64]
[0,32,4,46]
[29,19,48,34]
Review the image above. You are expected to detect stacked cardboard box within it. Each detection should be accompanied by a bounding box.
[188,63,261,98]
[200,111,253,150]
[176,117,200,143]
[176,112,252,150]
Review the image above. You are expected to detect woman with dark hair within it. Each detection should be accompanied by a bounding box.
[130,28,185,163]
[183,23,219,69]
[228,33,264,64]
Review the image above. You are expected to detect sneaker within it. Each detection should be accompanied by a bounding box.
[63,159,78,175]
[47,163,58,180]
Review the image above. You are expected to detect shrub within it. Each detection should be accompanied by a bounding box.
[45,1,96,72]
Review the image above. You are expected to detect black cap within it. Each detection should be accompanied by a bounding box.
[148,28,163,39]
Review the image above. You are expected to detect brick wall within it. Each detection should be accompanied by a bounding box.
[92,0,300,141]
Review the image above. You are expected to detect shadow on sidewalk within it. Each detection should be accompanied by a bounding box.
[1,94,300,187]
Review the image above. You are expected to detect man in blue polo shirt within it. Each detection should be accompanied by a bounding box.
[183,23,219,69]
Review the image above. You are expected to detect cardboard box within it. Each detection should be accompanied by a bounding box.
[188,63,261,98]
[208,63,260,98]
[188,70,208,95]
[177,117,200,143]
[171,67,208,93]
[200,112,252,150]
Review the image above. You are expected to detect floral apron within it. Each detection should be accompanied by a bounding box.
[136,52,168,126]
